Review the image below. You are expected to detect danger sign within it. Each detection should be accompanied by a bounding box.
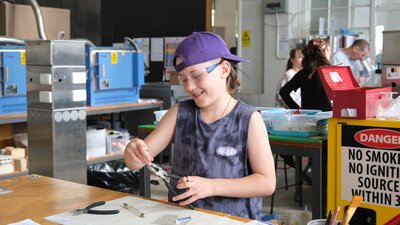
[341,125,400,208]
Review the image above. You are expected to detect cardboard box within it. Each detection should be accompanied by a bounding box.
[318,66,392,119]
[0,155,14,174]
[5,147,25,158]
[13,157,27,171]
[0,2,70,40]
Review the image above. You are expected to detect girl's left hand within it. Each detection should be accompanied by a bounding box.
[172,176,213,206]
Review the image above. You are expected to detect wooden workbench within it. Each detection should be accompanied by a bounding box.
[0,175,251,224]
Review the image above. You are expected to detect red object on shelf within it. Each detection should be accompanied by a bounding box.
[318,66,392,119]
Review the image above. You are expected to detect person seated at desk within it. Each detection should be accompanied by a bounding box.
[330,39,371,86]
[279,38,332,185]
[124,32,276,220]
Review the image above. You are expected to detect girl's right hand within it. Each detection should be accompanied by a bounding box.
[124,138,154,166]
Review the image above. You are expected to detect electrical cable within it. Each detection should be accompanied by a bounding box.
[264,12,299,27]
[123,37,150,76]
[123,37,140,51]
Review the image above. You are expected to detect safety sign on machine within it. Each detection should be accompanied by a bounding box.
[341,125,400,208]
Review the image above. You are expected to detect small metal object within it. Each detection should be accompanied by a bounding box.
[147,163,195,210]
[122,202,144,218]
[70,201,120,216]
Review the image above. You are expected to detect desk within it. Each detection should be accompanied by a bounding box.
[269,135,327,220]
[0,175,251,224]
[137,125,327,219]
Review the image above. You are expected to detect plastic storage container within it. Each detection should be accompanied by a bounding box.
[269,111,332,137]
[259,107,322,134]
[258,107,286,131]
[307,219,339,225]
[106,130,130,154]
[154,110,168,125]
[86,128,106,157]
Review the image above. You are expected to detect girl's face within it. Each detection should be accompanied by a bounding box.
[292,50,303,69]
[176,58,230,108]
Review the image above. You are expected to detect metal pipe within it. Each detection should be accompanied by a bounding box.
[0,37,25,45]
[21,0,47,40]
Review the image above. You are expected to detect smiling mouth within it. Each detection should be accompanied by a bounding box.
[192,91,203,98]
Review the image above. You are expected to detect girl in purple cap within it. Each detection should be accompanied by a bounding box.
[124,32,275,220]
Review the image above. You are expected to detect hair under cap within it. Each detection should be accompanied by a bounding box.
[173,32,249,72]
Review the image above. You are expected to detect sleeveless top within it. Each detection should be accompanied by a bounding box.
[170,99,262,220]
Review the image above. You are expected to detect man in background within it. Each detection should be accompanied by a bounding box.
[330,39,371,85]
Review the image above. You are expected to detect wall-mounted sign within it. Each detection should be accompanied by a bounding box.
[241,31,251,47]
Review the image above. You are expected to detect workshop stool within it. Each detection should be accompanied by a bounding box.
[269,153,303,214]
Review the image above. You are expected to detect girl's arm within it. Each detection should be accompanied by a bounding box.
[124,104,178,170]
[279,72,301,109]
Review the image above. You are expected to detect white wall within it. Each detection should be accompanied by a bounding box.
[261,1,305,107]
[214,0,237,48]
[237,0,265,105]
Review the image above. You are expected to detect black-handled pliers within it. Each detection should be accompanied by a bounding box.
[147,163,195,210]
[70,201,120,216]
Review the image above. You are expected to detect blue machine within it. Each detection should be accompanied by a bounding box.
[86,47,144,106]
[0,47,27,114]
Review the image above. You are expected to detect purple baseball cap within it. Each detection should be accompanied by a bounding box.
[173,32,249,72]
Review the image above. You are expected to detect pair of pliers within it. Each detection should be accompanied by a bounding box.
[147,163,195,210]
[70,201,120,216]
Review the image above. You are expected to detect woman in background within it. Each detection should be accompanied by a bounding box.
[279,38,332,111]
[275,47,303,108]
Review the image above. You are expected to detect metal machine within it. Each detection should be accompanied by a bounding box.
[86,47,144,106]
[140,82,189,109]
[382,30,400,96]
[0,46,26,114]
[26,40,87,184]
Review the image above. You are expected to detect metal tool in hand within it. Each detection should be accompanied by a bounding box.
[147,163,195,210]
[70,201,120,216]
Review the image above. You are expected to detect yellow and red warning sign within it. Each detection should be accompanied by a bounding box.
[241,31,251,47]
[327,118,400,225]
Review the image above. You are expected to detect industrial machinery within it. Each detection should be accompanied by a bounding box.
[86,46,144,106]
[140,82,188,109]
[0,46,26,114]
[382,30,400,96]
[26,40,87,184]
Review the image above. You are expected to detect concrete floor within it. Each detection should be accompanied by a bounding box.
[150,156,314,223]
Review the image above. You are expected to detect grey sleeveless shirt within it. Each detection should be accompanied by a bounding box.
[170,99,262,220]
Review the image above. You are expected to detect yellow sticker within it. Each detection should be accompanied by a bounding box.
[20,51,26,65]
[111,52,118,64]
[242,31,251,47]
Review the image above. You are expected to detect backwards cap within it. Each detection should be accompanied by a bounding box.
[173,32,249,72]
